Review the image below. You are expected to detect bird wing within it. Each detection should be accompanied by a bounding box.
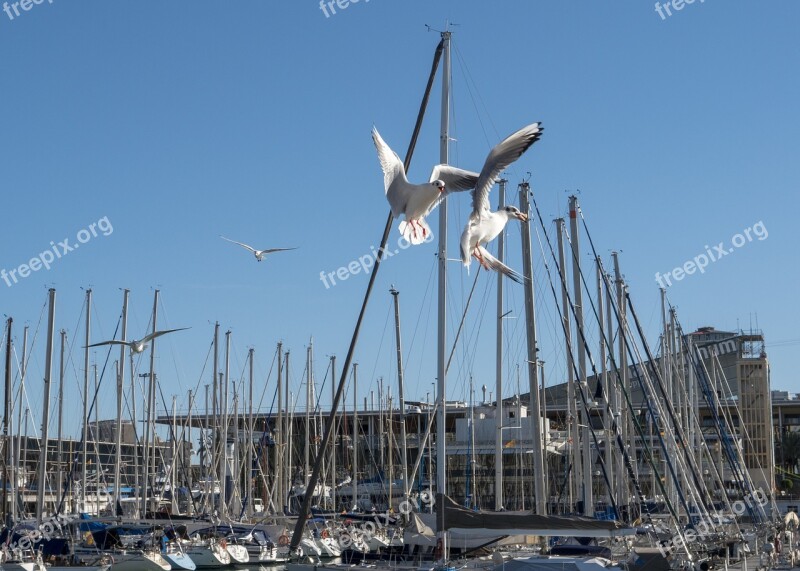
[429,165,480,192]
[423,165,481,217]
[470,123,543,215]
[220,236,257,254]
[372,127,406,192]
[372,127,410,217]
[476,246,525,284]
[261,248,298,255]
[86,340,130,348]
[141,327,190,344]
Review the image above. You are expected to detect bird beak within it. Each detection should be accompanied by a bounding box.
[517,212,529,222]
[439,185,445,194]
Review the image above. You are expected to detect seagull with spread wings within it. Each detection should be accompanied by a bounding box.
[86,327,189,354]
[372,126,480,245]
[459,122,543,283]
[220,236,297,262]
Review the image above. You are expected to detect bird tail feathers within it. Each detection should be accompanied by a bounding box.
[476,246,525,284]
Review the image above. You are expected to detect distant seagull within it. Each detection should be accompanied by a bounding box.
[372,127,480,245]
[220,236,297,262]
[86,327,190,354]
[459,122,543,283]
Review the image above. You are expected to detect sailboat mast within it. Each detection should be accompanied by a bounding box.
[284,351,290,510]
[352,363,358,511]
[606,267,625,509]
[82,288,91,512]
[519,183,546,514]
[556,218,577,511]
[379,377,384,480]
[15,326,28,522]
[114,289,129,516]
[596,260,614,510]
[247,348,254,519]
[660,288,673,506]
[210,323,219,516]
[171,395,177,514]
[568,196,593,517]
[186,390,193,510]
[388,393,393,510]
[288,34,444,552]
[131,355,139,517]
[495,179,506,511]
[144,290,159,517]
[275,342,283,514]
[37,288,56,524]
[390,288,410,500]
[330,355,337,511]
[436,31,451,550]
[55,330,65,518]
[3,317,11,525]
[305,344,311,486]
[612,253,635,493]
[221,330,231,520]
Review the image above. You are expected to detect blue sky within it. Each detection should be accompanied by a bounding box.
[1,1,798,440]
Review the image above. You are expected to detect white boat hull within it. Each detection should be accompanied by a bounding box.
[185,543,230,569]
[163,550,197,570]
[108,552,172,571]
[226,543,249,564]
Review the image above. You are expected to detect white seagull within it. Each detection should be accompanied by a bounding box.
[86,327,190,354]
[459,122,543,283]
[372,127,480,245]
[220,236,297,262]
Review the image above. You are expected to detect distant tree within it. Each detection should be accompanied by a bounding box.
[778,430,800,473]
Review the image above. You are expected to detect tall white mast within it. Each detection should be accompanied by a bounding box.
[435,29,450,555]
[596,260,614,508]
[495,179,506,511]
[146,289,160,516]
[82,288,91,512]
[274,342,282,514]
[305,344,311,486]
[56,330,65,517]
[211,323,219,515]
[114,289,129,516]
[556,218,578,510]
[568,196,593,517]
[390,288,410,500]
[612,253,635,491]
[15,326,28,522]
[247,348,254,519]
[330,355,336,511]
[352,363,358,511]
[221,330,231,519]
[519,183,546,514]
[37,288,56,524]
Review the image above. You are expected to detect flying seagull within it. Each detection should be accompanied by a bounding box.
[86,327,190,354]
[459,122,543,283]
[372,127,480,245]
[220,236,297,262]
